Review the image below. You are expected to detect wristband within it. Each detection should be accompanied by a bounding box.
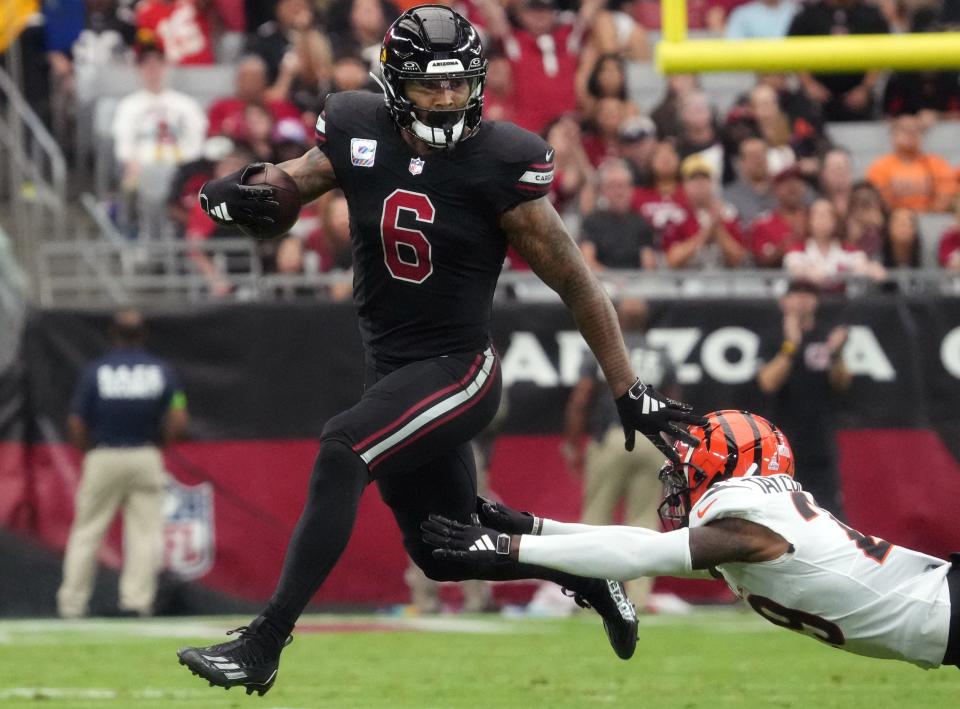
[780,340,798,356]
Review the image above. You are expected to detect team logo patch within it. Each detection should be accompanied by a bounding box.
[408,157,425,176]
[351,138,377,167]
[163,478,215,580]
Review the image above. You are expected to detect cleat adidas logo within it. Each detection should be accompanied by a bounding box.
[606,580,637,621]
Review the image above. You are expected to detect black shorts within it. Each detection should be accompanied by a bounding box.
[943,553,960,667]
[321,346,501,480]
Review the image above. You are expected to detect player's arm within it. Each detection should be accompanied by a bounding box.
[423,514,788,579]
[500,197,701,460]
[502,197,632,394]
[277,147,339,203]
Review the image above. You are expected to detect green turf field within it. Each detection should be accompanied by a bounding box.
[1,610,957,709]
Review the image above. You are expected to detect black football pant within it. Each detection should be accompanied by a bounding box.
[263,346,602,639]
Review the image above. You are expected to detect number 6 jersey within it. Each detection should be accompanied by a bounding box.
[315,91,554,370]
[690,474,953,668]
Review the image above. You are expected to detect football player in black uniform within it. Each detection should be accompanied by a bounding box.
[177,5,701,696]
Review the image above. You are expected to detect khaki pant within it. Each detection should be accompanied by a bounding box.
[57,446,167,618]
[581,427,665,610]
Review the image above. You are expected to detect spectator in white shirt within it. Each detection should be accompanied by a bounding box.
[784,198,886,288]
[725,0,798,39]
[112,44,207,240]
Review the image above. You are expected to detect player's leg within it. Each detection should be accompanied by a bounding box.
[178,348,498,693]
[378,444,639,659]
[57,450,126,618]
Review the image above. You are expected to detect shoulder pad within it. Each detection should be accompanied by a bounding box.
[688,480,765,528]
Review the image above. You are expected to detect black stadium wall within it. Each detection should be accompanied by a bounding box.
[2,297,959,611]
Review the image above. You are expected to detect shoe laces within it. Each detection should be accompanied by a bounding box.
[220,626,291,666]
[561,587,592,610]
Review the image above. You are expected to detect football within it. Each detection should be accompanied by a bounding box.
[239,164,302,240]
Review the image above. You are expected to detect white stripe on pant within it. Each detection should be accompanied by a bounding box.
[57,446,167,618]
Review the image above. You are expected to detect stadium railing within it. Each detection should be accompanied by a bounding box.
[33,235,960,308]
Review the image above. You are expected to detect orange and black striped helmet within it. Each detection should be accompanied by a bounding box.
[658,410,794,527]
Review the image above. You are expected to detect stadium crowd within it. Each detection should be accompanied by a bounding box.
[14,0,960,297]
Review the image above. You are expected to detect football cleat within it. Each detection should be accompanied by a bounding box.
[177,623,292,696]
[565,579,639,660]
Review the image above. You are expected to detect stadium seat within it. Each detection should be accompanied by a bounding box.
[825,122,887,178]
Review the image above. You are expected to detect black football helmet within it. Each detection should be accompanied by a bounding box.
[380,5,487,149]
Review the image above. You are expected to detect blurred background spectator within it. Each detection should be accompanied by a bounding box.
[579,159,656,271]
[135,0,217,65]
[663,155,747,269]
[112,43,208,240]
[206,54,301,139]
[883,206,921,269]
[246,0,334,114]
[787,0,889,122]
[750,164,808,267]
[725,0,798,39]
[724,135,775,228]
[783,198,886,288]
[938,201,960,270]
[632,140,689,239]
[842,180,887,261]
[865,113,958,213]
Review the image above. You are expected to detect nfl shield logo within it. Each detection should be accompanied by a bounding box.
[408,157,425,176]
[163,478,215,580]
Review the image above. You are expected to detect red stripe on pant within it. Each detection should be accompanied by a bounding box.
[352,353,485,455]
[367,356,498,472]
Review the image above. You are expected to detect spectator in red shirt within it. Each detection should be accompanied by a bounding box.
[135,0,215,65]
[581,97,628,167]
[484,0,601,134]
[939,202,960,270]
[632,140,688,236]
[750,164,808,267]
[207,55,302,140]
[663,155,748,269]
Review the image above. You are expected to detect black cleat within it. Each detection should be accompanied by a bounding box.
[177,623,292,697]
[565,579,639,660]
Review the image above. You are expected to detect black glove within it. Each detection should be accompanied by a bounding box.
[421,514,516,565]
[615,378,703,464]
[476,495,542,536]
[198,163,280,235]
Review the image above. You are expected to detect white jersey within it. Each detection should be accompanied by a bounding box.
[689,475,952,668]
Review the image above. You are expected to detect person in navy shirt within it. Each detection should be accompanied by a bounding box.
[57,309,188,618]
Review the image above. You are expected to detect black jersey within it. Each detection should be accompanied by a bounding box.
[315,91,554,369]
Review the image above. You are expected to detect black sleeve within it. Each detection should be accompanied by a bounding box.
[787,7,817,37]
[484,125,556,215]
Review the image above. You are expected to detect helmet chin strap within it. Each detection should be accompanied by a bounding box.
[409,115,465,149]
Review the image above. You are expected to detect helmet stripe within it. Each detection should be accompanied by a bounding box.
[742,410,763,473]
[714,412,739,478]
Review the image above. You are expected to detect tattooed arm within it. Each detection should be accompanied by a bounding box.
[500,197,634,397]
[278,147,339,203]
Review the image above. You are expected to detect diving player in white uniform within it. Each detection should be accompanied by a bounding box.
[422,409,959,669]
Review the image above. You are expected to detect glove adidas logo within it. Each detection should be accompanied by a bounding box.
[470,534,496,552]
[641,393,662,415]
[210,202,233,222]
